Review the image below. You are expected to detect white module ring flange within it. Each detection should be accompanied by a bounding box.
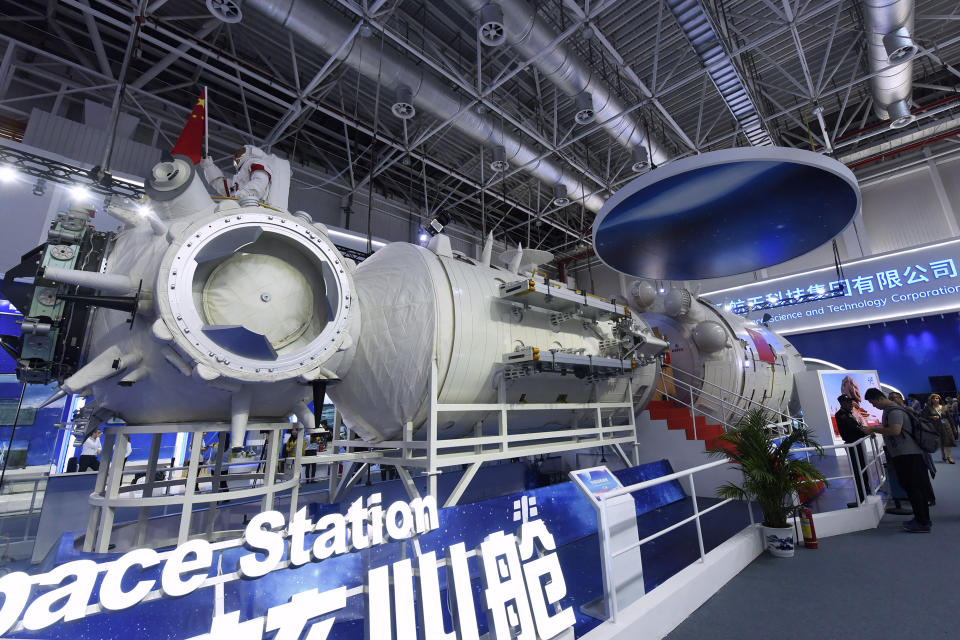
[155,209,354,382]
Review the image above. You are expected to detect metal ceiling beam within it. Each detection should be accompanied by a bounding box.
[77,0,113,77]
[780,0,832,152]
[457,0,677,166]
[264,22,362,147]
[0,28,564,239]
[332,0,610,194]
[246,0,605,217]
[128,17,220,89]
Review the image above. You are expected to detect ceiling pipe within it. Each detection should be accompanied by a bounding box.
[846,125,960,169]
[245,0,605,212]
[862,0,918,129]
[458,0,671,166]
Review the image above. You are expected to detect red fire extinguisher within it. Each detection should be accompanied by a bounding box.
[799,507,818,549]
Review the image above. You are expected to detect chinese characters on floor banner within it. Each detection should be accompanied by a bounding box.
[0,495,575,640]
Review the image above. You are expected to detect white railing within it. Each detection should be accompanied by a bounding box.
[656,364,800,436]
[0,471,48,546]
[591,434,887,622]
[791,434,887,506]
[652,371,797,441]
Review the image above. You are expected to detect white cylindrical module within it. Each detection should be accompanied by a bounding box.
[65,163,359,446]
[328,242,660,442]
[639,288,805,423]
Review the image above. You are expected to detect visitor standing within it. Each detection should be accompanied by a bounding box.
[908,394,922,412]
[890,392,937,506]
[924,394,956,463]
[864,388,932,533]
[78,429,102,472]
[835,394,869,506]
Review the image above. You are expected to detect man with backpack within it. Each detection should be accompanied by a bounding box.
[863,388,933,533]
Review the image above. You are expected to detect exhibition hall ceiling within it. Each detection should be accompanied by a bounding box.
[1,0,959,258]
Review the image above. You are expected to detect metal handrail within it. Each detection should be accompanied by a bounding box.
[651,365,797,439]
[593,434,887,622]
[658,363,797,426]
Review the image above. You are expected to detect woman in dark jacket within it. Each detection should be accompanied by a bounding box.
[924,394,957,463]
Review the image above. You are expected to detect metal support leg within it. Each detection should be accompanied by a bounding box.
[261,427,280,512]
[83,434,113,552]
[688,475,706,562]
[178,432,204,545]
[327,460,338,503]
[395,466,421,501]
[443,462,480,508]
[207,433,226,537]
[612,443,631,468]
[289,429,304,523]
[95,433,124,553]
[427,362,440,499]
[498,375,508,455]
[332,463,367,504]
[135,433,163,547]
[689,401,697,441]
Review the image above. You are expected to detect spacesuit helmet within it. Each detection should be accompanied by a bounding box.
[232,146,247,170]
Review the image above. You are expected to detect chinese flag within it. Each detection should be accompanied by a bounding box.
[171,89,206,164]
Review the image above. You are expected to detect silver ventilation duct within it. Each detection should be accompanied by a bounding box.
[458,0,671,166]
[391,85,415,119]
[245,0,605,211]
[862,0,917,129]
[478,3,506,46]
[552,183,570,206]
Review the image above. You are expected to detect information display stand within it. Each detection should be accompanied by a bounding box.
[569,466,645,620]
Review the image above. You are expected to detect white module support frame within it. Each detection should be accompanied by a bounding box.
[83,421,302,553]
[329,359,640,508]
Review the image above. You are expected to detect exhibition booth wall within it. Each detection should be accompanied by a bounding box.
[788,313,960,396]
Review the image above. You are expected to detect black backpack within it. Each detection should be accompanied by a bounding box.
[900,406,941,453]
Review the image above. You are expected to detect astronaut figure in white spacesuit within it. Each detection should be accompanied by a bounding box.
[200,144,291,211]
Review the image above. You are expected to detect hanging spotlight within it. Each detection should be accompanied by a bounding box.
[69,184,93,202]
[631,146,649,172]
[574,92,595,125]
[0,165,16,183]
[478,4,506,47]
[422,211,452,237]
[552,184,570,207]
[391,85,416,119]
[883,26,918,64]
[32,178,46,197]
[490,145,509,172]
[886,99,916,129]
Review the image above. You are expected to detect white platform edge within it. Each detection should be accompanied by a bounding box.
[580,496,884,640]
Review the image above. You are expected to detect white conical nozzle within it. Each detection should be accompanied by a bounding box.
[480,232,494,267]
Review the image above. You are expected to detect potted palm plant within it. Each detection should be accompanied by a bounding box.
[709,407,827,557]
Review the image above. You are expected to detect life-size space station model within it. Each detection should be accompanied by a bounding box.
[1,148,822,549]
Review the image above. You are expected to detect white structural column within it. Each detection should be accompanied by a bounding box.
[924,147,960,236]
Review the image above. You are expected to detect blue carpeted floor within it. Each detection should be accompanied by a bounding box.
[665,458,960,640]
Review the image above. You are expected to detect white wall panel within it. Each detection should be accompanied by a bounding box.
[22,109,161,179]
[860,169,946,252]
[936,156,960,231]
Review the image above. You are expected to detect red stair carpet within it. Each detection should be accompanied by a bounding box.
[646,399,727,452]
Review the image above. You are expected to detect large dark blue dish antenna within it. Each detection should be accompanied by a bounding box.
[591,148,860,280]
